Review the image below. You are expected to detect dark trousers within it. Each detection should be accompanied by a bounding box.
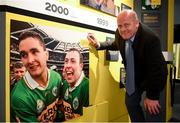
[125,89,164,122]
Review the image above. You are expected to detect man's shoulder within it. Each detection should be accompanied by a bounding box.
[80,76,89,88]
[49,70,63,88]
[62,80,69,87]
[50,69,59,75]
[140,23,158,38]
[82,76,89,83]
[50,70,62,80]
[11,79,28,101]
[11,79,25,91]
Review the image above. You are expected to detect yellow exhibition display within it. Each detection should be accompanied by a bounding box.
[0,0,175,122]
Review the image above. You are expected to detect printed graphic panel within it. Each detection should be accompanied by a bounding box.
[8,12,114,122]
[80,0,119,16]
[10,19,90,122]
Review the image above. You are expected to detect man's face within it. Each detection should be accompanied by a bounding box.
[19,37,48,78]
[117,13,139,40]
[63,51,83,86]
[14,67,26,80]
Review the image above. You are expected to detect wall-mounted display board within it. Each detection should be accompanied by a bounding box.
[141,12,161,27]
[141,0,161,10]
[0,0,117,31]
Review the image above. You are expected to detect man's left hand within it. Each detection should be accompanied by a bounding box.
[144,97,161,115]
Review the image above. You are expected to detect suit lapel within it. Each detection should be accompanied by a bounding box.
[115,29,126,65]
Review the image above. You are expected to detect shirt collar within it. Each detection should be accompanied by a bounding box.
[69,71,85,92]
[23,69,50,90]
[130,35,135,42]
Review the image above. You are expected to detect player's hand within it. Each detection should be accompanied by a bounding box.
[144,97,161,115]
[87,33,99,48]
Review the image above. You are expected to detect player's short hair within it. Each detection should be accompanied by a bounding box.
[18,31,46,50]
[13,61,24,69]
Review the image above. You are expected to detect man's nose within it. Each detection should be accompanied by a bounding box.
[17,72,23,77]
[27,53,35,63]
[65,62,71,67]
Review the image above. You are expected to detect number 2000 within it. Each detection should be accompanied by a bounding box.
[45,2,69,15]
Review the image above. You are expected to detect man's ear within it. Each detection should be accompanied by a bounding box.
[135,20,139,28]
[80,63,84,70]
[46,48,49,61]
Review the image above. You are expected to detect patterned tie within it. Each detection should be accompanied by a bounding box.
[125,40,135,95]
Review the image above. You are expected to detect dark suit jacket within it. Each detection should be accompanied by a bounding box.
[99,23,167,100]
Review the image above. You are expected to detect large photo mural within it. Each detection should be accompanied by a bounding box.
[10,19,89,122]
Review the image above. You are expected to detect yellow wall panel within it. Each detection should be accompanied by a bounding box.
[68,101,109,122]
[5,0,134,121]
[166,0,174,121]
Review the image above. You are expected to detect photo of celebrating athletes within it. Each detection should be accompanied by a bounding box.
[10,19,89,122]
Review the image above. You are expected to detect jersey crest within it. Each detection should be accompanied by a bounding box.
[37,99,44,114]
[64,89,69,100]
[72,97,79,110]
[52,86,58,96]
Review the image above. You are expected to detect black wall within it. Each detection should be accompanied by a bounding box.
[0,12,6,121]
[175,0,180,24]
[174,0,180,43]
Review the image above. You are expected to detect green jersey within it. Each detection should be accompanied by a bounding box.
[11,69,62,122]
[61,72,89,120]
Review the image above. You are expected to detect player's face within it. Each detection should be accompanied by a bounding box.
[117,13,139,40]
[64,51,83,87]
[14,67,26,80]
[19,37,48,79]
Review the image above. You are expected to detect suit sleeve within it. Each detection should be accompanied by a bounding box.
[98,29,119,50]
[145,36,167,100]
[11,96,38,122]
